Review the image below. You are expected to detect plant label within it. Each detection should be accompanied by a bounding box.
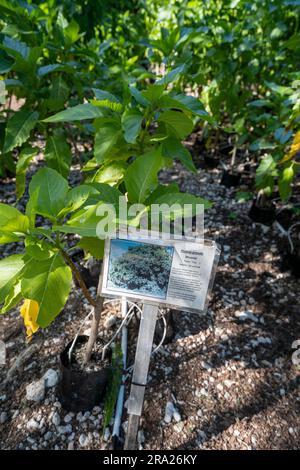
[101,233,219,313]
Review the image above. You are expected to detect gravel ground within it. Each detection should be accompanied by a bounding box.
[0,155,299,450]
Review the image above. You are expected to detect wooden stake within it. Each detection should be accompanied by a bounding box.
[124,302,158,450]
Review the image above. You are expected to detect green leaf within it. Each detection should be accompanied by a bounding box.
[164,94,215,123]
[94,118,121,164]
[0,80,6,105]
[84,183,123,205]
[64,18,80,45]
[125,148,163,203]
[0,52,13,73]
[279,164,294,201]
[158,110,193,139]
[3,109,39,153]
[21,252,72,328]
[283,34,300,50]
[25,187,38,229]
[43,103,103,123]
[93,88,121,103]
[121,109,143,144]
[2,36,29,59]
[250,139,276,151]
[28,168,69,220]
[91,99,123,113]
[37,64,69,77]
[58,185,98,217]
[129,86,150,107]
[153,192,212,219]
[157,64,185,85]
[248,99,273,108]
[56,203,104,237]
[25,238,54,261]
[46,76,69,112]
[92,162,127,186]
[141,84,165,103]
[1,281,22,314]
[235,191,253,202]
[274,128,292,145]
[145,182,180,205]
[16,145,37,199]
[161,137,196,173]
[91,88,122,112]
[44,129,72,178]
[77,237,104,259]
[0,254,24,304]
[255,154,277,192]
[0,203,29,243]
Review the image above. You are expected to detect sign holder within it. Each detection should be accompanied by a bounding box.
[124,302,159,450]
[100,231,220,449]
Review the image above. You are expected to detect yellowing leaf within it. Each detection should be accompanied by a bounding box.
[20,299,39,339]
[281,130,300,163]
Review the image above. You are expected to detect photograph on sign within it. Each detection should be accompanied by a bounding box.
[101,233,219,313]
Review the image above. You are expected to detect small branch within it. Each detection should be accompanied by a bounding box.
[61,249,96,308]
[66,123,81,161]
[83,276,104,365]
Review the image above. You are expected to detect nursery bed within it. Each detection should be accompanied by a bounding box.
[0,155,299,450]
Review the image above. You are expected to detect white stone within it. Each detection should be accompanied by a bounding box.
[137,430,145,444]
[198,430,207,441]
[64,414,72,423]
[257,336,272,345]
[26,418,39,431]
[58,424,72,434]
[104,315,117,329]
[52,411,61,427]
[103,427,110,442]
[26,379,45,402]
[0,411,8,424]
[173,409,181,423]
[164,401,175,424]
[174,422,184,433]
[79,434,89,447]
[235,310,259,323]
[224,380,235,388]
[196,388,208,397]
[43,369,59,388]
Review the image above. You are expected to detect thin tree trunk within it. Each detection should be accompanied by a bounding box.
[83,275,104,365]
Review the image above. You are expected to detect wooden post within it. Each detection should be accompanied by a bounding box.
[124,302,158,450]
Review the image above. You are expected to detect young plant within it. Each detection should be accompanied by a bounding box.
[0,78,213,363]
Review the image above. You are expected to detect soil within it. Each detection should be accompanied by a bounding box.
[0,139,299,450]
[70,338,110,373]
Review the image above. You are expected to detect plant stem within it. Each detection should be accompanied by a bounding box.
[66,123,81,162]
[83,276,104,365]
[60,249,96,307]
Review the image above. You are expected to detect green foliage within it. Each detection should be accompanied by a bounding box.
[3,110,38,153]
[44,130,72,178]
[1,0,300,332]
[125,148,163,203]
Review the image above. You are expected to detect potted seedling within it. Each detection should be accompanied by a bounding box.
[248,191,276,224]
[220,146,241,188]
[282,222,300,278]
